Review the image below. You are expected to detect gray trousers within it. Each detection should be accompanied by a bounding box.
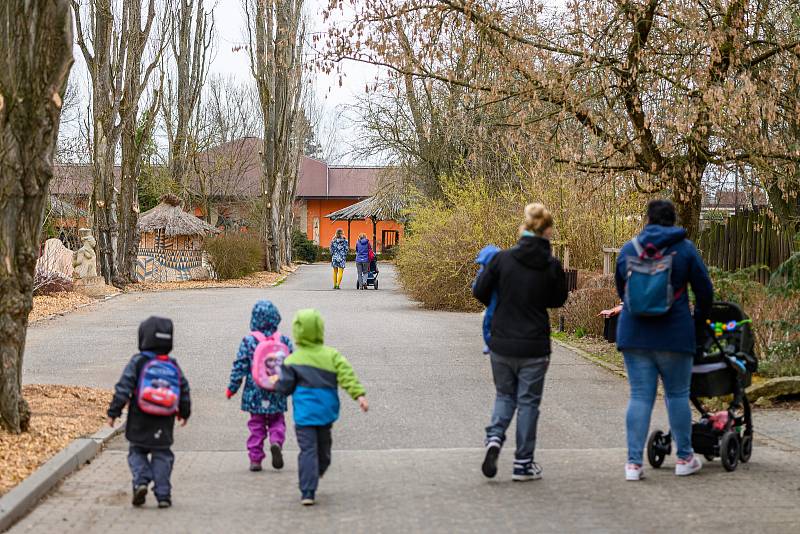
[485,353,550,462]
[356,262,369,287]
[128,446,174,500]
[296,425,333,493]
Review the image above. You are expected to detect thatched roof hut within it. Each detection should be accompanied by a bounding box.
[137,194,219,237]
[136,194,219,282]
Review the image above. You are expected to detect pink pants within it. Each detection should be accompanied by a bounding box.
[247,412,286,463]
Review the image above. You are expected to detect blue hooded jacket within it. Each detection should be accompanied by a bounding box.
[474,245,500,350]
[615,225,714,355]
[228,300,293,414]
[355,237,371,263]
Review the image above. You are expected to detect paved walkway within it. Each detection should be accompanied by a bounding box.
[13,265,800,532]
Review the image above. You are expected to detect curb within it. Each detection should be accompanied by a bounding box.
[552,338,627,379]
[0,420,124,532]
[30,292,121,326]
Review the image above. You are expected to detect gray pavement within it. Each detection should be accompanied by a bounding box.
[13,264,800,533]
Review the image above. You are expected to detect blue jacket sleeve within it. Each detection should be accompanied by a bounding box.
[108,355,141,418]
[687,241,714,326]
[615,244,629,302]
[228,337,253,394]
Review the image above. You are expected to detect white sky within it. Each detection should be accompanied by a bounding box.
[68,0,383,165]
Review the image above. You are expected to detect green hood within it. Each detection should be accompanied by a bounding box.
[292,309,325,347]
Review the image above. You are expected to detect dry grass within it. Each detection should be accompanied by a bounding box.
[0,385,112,496]
[127,266,296,292]
[559,288,619,337]
[29,292,96,323]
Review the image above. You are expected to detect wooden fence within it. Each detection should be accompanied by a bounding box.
[697,212,797,283]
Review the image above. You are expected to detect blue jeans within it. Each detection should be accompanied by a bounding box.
[624,350,694,465]
[128,446,174,500]
[485,353,549,462]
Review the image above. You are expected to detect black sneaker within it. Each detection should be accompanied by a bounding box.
[158,499,172,509]
[301,491,315,506]
[482,441,501,478]
[249,462,263,472]
[512,461,543,481]
[132,484,148,507]
[270,444,284,470]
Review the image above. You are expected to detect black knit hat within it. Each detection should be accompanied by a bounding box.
[138,316,174,353]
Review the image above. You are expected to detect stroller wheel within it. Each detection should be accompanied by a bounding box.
[374,280,379,290]
[720,432,740,472]
[703,453,715,462]
[740,434,753,463]
[647,430,670,468]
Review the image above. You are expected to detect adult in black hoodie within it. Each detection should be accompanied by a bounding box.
[473,203,568,482]
[108,316,191,507]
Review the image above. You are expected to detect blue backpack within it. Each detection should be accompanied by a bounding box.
[136,354,181,416]
[624,238,684,316]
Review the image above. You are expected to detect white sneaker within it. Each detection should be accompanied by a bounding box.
[675,455,703,476]
[625,463,644,481]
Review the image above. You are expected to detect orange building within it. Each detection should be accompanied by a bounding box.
[295,158,403,252]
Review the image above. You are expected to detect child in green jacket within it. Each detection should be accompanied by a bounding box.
[273,309,368,505]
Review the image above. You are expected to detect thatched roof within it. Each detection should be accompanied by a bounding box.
[49,195,86,218]
[137,194,220,237]
[325,181,406,222]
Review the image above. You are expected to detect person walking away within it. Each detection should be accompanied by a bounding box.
[273,309,368,505]
[473,203,568,481]
[355,233,371,289]
[107,316,191,509]
[330,229,349,289]
[615,199,713,481]
[226,300,293,472]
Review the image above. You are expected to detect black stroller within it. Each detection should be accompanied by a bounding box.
[357,259,380,290]
[646,301,758,472]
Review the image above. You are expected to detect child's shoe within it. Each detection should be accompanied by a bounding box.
[625,463,644,481]
[675,455,702,476]
[301,491,315,506]
[481,439,502,478]
[158,499,172,509]
[132,484,148,507]
[270,444,284,470]
[512,461,543,481]
[249,462,263,472]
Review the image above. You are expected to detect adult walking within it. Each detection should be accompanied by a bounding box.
[473,203,568,481]
[615,199,713,481]
[330,229,349,290]
[355,233,371,290]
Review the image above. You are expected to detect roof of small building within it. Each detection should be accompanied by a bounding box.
[137,194,220,237]
[325,181,406,222]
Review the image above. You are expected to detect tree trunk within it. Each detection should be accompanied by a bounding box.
[0,0,74,433]
[671,160,706,241]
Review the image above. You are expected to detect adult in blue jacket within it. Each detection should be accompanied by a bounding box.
[354,233,371,289]
[615,199,713,481]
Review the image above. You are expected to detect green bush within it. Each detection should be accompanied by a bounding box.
[203,233,264,279]
[292,230,321,263]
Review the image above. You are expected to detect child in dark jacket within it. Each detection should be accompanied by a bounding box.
[108,316,191,509]
[226,300,293,472]
[274,309,368,506]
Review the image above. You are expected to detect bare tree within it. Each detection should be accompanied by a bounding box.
[326,0,800,238]
[161,0,215,201]
[72,0,167,286]
[246,0,307,270]
[0,0,74,433]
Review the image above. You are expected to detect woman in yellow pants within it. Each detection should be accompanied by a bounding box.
[329,229,349,289]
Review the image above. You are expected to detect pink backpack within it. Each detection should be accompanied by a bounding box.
[250,331,289,390]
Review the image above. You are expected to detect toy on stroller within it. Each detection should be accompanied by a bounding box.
[646,301,758,472]
[357,259,380,290]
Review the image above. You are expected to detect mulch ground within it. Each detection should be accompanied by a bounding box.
[0,385,112,496]
[126,266,297,292]
[29,292,97,323]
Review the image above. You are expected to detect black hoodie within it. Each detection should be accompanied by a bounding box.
[108,316,191,449]
[473,235,568,358]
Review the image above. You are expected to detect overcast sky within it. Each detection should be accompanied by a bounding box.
[68,0,382,165]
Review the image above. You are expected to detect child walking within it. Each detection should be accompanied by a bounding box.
[107,316,191,509]
[227,300,293,471]
[274,309,368,505]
